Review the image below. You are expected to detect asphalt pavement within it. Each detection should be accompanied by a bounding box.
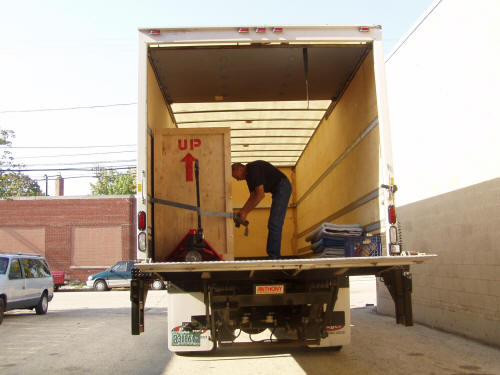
[1,277,499,375]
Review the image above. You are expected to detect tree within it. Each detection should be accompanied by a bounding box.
[90,169,136,195]
[0,173,42,197]
[0,129,43,198]
[1,129,15,168]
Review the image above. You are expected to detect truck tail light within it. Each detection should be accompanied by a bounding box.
[255,27,266,33]
[138,232,147,252]
[138,211,146,231]
[359,26,370,32]
[149,29,161,35]
[272,27,283,33]
[389,225,398,245]
[388,205,396,224]
[238,27,249,33]
[390,244,401,255]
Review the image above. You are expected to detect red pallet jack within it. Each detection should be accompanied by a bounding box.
[165,160,224,262]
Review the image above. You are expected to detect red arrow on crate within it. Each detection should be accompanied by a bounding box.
[181,153,196,182]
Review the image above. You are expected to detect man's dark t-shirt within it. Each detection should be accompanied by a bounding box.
[245,160,287,194]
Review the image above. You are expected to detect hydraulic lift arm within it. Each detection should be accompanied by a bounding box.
[131,268,151,335]
[380,266,413,326]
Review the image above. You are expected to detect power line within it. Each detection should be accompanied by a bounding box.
[33,174,107,181]
[4,166,136,172]
[20,159,136,167]
[14,150,136,159]
[0,102,137,114]
[0,144,136,149]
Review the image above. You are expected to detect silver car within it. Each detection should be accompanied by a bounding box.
[0,253,54,324]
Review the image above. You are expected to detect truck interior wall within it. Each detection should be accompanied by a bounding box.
[294,51,380,251]
[232,167,296,257]
[146,60,176,235]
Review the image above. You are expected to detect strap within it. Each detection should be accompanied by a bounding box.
[151,197,234,218]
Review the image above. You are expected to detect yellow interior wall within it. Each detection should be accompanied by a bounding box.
[295,50,379,245]
[146,50,380,258]
[147,59,176,229]
[147,60,174,131]
[232,167,296,258]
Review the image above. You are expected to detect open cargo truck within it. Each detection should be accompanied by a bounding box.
[131,26,434,351]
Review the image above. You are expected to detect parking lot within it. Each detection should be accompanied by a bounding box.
[1,278,499,375]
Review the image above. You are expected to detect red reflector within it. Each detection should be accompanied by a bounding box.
[272,27,283,33]
[138,211,146,231]
[388,205,396,224]
[238,27,249,33]
[149,29,161,35]
[359,26,370,32]
[255,27,266,33]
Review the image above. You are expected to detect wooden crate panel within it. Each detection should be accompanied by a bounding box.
[153,128,233,260]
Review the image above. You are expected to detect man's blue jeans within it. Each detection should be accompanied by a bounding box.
[267,178,292,259]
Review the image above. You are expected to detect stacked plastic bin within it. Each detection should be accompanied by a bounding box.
[306,223,381,257]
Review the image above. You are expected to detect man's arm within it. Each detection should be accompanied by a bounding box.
[238,185,265,221]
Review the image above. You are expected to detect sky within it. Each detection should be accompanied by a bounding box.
[0,0,436,196]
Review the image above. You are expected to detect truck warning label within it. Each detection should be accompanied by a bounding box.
[255,284,285,295]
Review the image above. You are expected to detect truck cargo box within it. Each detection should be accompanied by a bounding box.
[137,26,398,260]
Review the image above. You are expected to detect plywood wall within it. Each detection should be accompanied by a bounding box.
[146,59,177,230]
[147,60,174,131]
[295,50,380,248]
[153,128,233,260]
[232,167,296,258]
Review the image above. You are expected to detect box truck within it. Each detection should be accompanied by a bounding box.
[131,26,434,352]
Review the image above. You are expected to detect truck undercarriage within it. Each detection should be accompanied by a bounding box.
[131,257,427,350]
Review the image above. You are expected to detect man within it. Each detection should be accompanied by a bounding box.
[232,160,292,259]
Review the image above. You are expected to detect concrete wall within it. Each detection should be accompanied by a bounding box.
[0,196,136,282]
[378,0,500,346]
[377,178,500,345]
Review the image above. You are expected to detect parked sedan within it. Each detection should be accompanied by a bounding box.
[86,261,164,291]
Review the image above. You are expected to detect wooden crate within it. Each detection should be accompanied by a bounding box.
[153,128,233,260]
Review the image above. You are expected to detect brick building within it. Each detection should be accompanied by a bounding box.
[0,195,136,282]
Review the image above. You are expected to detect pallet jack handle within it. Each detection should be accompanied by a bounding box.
[194,160,203,240]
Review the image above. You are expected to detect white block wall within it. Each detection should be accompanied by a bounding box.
[377,0,500,346]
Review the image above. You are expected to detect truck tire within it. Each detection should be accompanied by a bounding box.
[184,250,202,262]
[0,297,5,324]
[35,292,48,315]
[151,280,164,290]
[94,280,109,291]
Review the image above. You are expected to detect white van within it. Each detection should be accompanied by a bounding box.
[0,253,54,324]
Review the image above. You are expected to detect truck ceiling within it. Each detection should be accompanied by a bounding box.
[148,42,372,166]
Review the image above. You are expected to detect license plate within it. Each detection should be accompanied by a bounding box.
[171,331,201,346]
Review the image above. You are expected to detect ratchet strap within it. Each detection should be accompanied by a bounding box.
[151,197,234,218]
